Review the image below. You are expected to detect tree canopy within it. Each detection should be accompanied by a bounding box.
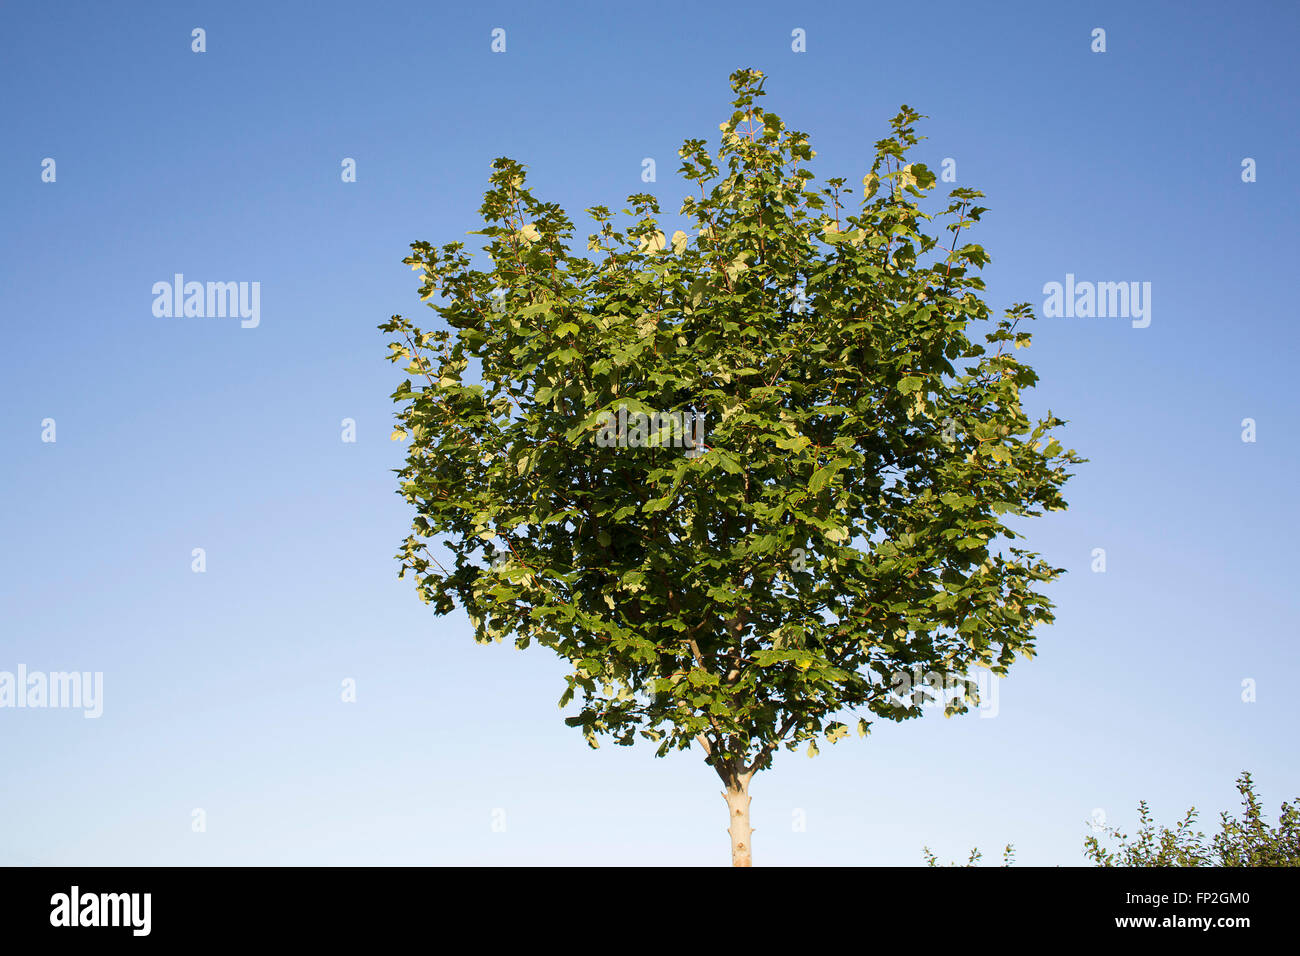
[380,68,1081,862]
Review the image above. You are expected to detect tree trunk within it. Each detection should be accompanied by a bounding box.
[723,778,753,867]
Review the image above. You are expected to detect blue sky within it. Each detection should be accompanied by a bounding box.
[1,0,1296,865]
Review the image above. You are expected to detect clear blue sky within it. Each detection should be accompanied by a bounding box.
[1,0,1296,866]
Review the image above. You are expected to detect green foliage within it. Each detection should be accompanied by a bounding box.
[923,844,1015,867]
[1084,771,1300,867]
[379,68,1080,785]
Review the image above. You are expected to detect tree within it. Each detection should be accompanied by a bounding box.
[1084,771,1300,867]
[380,68,1081,866]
